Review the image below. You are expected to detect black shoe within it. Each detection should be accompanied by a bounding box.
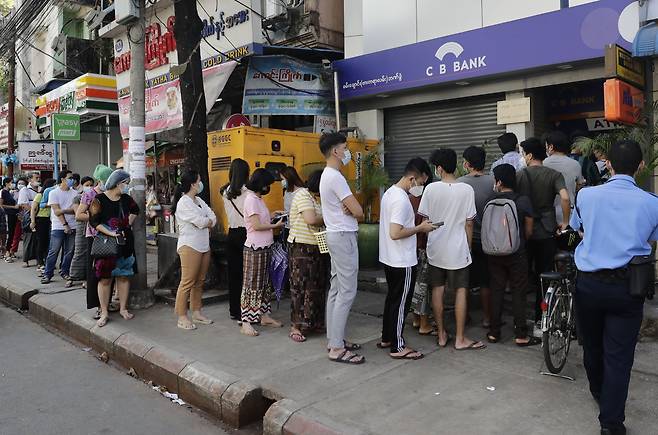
[601,425,626,435]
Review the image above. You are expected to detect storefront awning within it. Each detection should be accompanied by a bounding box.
[35,73,118,128]
[633,22,658,57]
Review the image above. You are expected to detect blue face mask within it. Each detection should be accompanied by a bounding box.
[66,179,75,188]
[196,181,204,195]
[121,184,129,194]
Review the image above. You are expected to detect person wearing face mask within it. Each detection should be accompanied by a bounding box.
[240,168,285,336]
[17,172,41,267]
[31,178,56,273]
[7,177,28,260]
[67,176,96,287]
[172,170,217,330]
[318,132,365,364]
[70,173,82,193]
[0,177,19,262]
[77,165,114,319]
[485,164,539,347]
[89,170,140,327]
[457,146,495,329]
[41,172,80,284]
[287,169,327,343]
[407,158,436,335]
[377,158,437,360]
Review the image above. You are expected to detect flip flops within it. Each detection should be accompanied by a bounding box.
[515,336,541,347]
[328,349,365,365]
[177,320,197,330]
[455,341,486,351]
[390,349,424,360]
[289,331,306,343]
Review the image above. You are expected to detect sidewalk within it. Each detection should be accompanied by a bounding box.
[2,258,658,435]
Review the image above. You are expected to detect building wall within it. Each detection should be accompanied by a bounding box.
[66,126,123,177]
[345,0,604,58]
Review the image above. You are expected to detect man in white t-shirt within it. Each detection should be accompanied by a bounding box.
[17,172,40,267]
[418,148,486,351]
[319,132,365,365]
[379,158,436,360]
[42,173,78,284]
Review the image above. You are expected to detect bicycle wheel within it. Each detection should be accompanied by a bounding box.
[542,286,572,374]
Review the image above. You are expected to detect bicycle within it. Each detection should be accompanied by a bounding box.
[540,251,577,374]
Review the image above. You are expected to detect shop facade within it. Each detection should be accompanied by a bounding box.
[335,0,640,179]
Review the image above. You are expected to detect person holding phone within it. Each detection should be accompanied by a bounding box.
[173,170,217,330]
[89,170,140,327]
[240,168,285,337]
[378,158,436,360]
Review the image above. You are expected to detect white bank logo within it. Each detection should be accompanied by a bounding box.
[425,42,487,77]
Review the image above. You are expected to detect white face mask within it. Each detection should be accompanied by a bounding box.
[341,149,352,166]
[409,185,424,197]
[82,186,93,193]
[434,168,442,181]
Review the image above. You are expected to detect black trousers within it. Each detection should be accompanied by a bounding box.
[382,265,417,353]
[526,237,556,321]
[575,274,644,430]
[488,251,529,339]
[35,216,50,266]
[6,214,17,254]
[226,227,247,319]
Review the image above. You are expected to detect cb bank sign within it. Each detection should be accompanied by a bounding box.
[425,42,487,77]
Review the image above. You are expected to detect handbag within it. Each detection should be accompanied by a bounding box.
[90,200,125,258]
[628,255,655,299]
[91,234,120,258]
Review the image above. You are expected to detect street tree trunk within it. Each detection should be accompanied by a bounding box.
[173,1,209,204]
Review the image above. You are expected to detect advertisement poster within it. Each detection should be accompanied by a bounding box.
[243,55,333,116]
[18,141,68,170]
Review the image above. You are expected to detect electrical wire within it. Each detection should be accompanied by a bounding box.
[15,51,36,87]
[18,36,86,76]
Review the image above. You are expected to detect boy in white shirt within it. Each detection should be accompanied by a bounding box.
[378,158,436,360]
[419,148,486,351]
[319,133,365,365]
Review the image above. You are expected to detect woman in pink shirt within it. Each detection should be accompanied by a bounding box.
[241,169,285,337]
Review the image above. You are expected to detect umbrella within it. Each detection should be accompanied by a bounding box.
[269,234,288,302]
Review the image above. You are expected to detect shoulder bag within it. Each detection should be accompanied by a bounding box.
[91,200,124,258]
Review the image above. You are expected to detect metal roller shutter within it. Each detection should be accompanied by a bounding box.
[384,95,507,179]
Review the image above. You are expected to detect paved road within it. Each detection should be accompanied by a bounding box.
[0,304,252,435]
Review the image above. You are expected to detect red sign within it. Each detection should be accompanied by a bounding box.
[114,16,177,74]
[223,113,251,129]
[604,79,644,125]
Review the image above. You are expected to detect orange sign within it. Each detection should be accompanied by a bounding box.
[604,79,643,125]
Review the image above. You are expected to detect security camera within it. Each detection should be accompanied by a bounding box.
[321,59,332,70]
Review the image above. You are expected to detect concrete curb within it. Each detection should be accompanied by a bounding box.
[263,399,371,435]
[9,288,265,429]
[0,281,38,310]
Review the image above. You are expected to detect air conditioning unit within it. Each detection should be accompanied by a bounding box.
[115,0,139,25]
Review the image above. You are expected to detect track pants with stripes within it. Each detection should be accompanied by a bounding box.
[382,265,417,353]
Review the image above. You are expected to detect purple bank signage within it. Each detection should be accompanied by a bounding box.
[335,0,637,100]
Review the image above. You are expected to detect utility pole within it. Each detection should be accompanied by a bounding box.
[7,32,15,177]
[173,0,209,204]
[126,0,153,308]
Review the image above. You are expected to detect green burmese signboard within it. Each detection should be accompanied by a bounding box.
[52,113,80,141]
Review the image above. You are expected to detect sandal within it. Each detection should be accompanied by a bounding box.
[486,334,500,343]
[240,324,259,337]
[344,341,361,351]
[515,336,541,347]
[328,349,365,365]
[96,316,109,328]
[65,280,74,288]
[177,320,197,330]
[390,349,424,360]
[376,341,391,349]
[119,310,134,320]
[455,341,486,351]
[419,328,438,336]
[192,315,213,325]
[289,331,306,343]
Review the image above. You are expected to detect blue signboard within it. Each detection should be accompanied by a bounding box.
[334,0,636,100]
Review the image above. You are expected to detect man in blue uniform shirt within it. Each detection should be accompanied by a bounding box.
[571,140,658,435]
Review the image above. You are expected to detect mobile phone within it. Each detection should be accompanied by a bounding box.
[430,221,444,228]
[271,214,288,224]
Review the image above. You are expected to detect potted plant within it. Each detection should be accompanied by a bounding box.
[352,147,389,268]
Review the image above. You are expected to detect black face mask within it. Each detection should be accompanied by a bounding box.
[261,185,271,195]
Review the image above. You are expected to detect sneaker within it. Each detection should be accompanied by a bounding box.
[92,308,101,320]
[40,276,52,284]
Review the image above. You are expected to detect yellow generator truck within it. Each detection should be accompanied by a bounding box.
[207,126,378,234]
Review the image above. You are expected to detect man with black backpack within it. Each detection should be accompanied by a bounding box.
[482,164,540,346]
